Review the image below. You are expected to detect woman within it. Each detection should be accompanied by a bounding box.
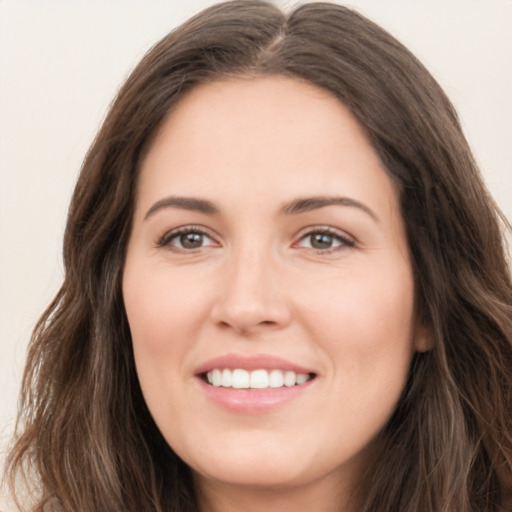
[6,1,512,511]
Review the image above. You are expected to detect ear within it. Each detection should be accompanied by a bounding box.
[412,321,433,353]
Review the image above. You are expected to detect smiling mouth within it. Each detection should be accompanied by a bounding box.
[204,369,316,389]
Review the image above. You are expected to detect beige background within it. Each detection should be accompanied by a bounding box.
[1,0,511,502]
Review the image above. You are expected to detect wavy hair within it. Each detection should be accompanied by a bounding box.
[6,2,512,511]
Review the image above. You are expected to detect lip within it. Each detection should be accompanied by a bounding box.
[194,353,315,375]
[194,353,317,414]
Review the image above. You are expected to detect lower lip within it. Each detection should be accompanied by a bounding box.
[196,377,315,413]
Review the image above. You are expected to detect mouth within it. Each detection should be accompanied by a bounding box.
[194,354,317,412]
[203,368,316,389]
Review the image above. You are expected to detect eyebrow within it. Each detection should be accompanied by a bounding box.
[144,196,219,220]
[144,194,378,222]
[280,196,379,222]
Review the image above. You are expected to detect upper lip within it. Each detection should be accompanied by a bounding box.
[194,353,316,376]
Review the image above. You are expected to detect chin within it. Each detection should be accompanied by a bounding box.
[177,433,360,495]
[193,458,310,490]
[176,435,318,489]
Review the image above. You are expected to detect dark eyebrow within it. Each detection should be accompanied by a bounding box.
[280,196,379,222]
[144,196,219,220]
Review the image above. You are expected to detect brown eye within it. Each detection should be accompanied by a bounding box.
[295,229,355,252]
[310,233,336,249]
[179,232,205,249]
[159,228,217,251]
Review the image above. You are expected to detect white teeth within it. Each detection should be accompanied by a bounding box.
[212,369,222,387]
[296,373,309,385]
[269,369,284,388]
[205,369,312,389]
[232,369,250,389]
[221,368,232,387]
[250,369,269,389]
[284,371,296,387]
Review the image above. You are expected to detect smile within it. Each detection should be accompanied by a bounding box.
[206,368,313,389]
[195,354,317,412]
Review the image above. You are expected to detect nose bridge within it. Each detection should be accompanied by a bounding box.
[231,240,272,300]
[211,235,290,332]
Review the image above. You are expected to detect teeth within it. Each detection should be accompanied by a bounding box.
[296,373,309,385]
[205,369,311,389]
[221,369,232,387]
[269,369,284,388]
[250,369,268,389]
[284,371,296,387]
[232,369,250,389]
[212,369,222,387]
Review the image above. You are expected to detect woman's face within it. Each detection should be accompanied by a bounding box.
[123,76,426,497]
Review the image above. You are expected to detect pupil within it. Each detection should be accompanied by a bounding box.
[311,233,333,249]
[181,232,203,249]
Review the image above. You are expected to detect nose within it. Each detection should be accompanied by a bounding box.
[209,244,292,335]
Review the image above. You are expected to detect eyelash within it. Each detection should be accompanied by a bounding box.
[293,227,355,254]
[157,225,218,252]
[157,226,355,254]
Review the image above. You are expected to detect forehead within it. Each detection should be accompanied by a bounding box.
[148,76,373,162]
[137,75,399,223]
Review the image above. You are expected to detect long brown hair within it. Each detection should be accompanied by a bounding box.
[6,2,512,511]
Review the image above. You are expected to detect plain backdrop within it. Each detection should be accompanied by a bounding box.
[1,0,511,497]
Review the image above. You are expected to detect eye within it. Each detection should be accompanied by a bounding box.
[295,228,354,252]
[159,227,218,251]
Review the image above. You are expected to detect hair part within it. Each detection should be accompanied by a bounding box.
[6,2,512,511]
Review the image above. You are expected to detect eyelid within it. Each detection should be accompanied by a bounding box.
[157,224,220,251]
[292,225,356,251]
[156,224,355,254]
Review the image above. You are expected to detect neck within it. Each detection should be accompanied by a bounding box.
[195,473,355,512]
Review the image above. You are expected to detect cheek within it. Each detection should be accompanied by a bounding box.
[300,263,415,345]
[122,262,213,436]
[297,262,416,403]
[122,262,213,400]
[324,274,414,415]
[124,262,207,345]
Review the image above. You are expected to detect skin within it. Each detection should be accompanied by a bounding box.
[123,76,427,512]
